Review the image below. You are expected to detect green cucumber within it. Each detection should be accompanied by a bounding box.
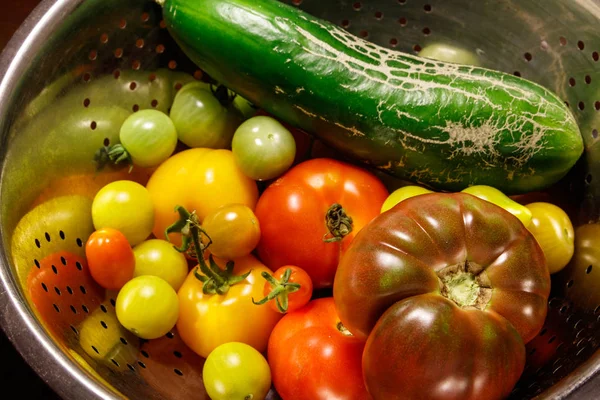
[160,0,583,194]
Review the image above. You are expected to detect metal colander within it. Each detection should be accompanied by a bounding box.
[1,0,599,399]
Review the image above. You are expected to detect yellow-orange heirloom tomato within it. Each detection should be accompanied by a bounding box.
[146,148,258,247]
[525,202,574,274]
[177,255,282,359]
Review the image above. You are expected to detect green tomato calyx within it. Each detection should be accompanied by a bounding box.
[323,203,354,243]
[165,205,250,295]
[252,268,301,313]
[438,262,492,310]
[94,144,133,172]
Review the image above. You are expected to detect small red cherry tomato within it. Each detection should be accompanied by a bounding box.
[253,266,313,314]
[85,228,135,290]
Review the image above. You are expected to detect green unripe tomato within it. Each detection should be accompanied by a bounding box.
[170,82,241,149]
[119,110,178,168]
[232,116,296,181]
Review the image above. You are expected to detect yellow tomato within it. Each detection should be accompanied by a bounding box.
[526,202,575,274]
[202,204,261,259]
[92,180,155,246]
[462,185,533,227]
[133,239,189,291]
[381,186,433,213]
[146,148,258,248]
[177,255,282,359]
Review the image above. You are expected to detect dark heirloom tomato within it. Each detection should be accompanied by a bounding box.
[333,193,550,400]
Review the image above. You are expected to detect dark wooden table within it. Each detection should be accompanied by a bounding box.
[1,1,62,399]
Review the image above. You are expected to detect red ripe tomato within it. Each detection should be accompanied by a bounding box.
[267,297,370,400]
[85,228,135,290]
[254,266,313,314]
[256,158,388,288]
[27,251,104,340]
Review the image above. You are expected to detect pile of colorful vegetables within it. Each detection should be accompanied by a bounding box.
[11,0,589,399]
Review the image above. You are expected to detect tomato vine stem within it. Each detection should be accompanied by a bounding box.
[165,205,250,295]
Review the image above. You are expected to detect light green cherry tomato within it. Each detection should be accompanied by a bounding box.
[170,82,242,149]
[232,116,296,181]
[233,94,257,120]
[119,110,178,168]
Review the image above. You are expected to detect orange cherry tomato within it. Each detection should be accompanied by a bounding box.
[85,228,135,290]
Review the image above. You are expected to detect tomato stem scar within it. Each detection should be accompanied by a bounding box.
[438,261,492,310]
[323,203,353,243]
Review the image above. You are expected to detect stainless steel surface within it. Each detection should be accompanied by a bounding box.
[0,0,599,399]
